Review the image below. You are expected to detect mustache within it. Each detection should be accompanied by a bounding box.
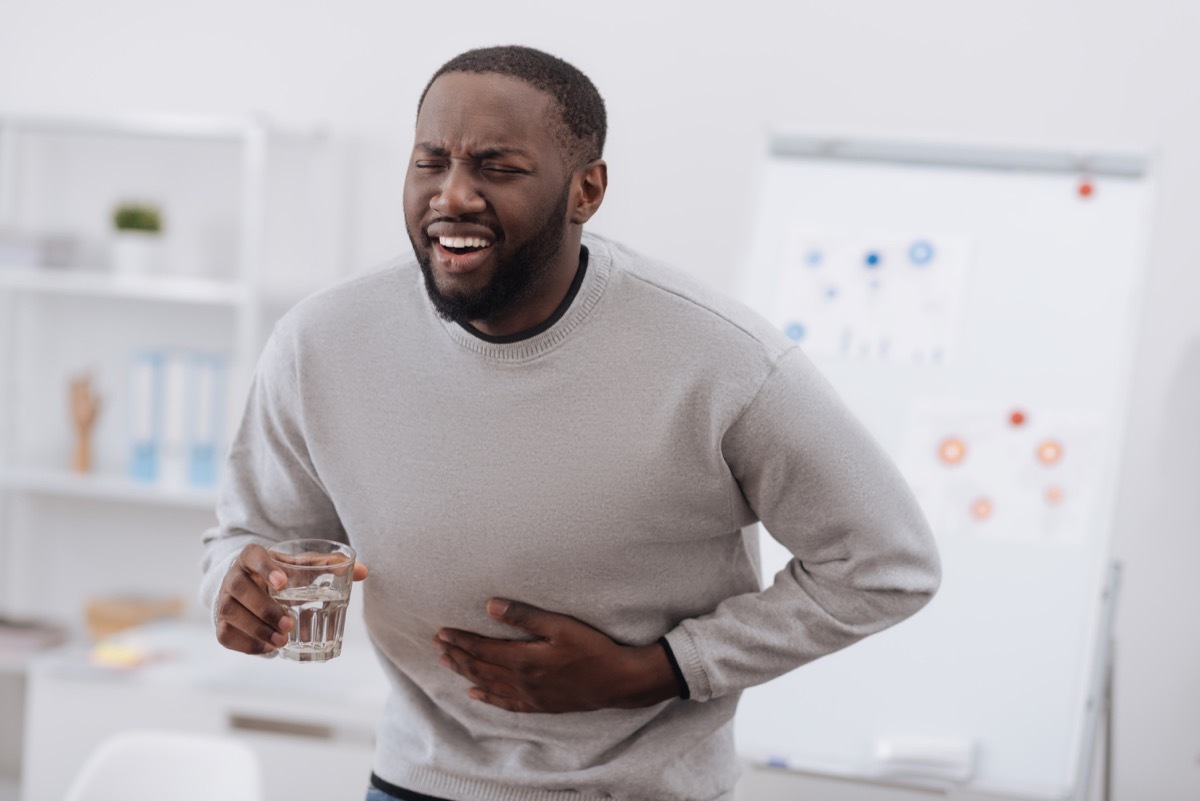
[423,216,503,240]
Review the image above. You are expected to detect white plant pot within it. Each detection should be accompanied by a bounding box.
[111,231,163,274]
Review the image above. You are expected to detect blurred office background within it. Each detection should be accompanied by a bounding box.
[0,1,1197,800]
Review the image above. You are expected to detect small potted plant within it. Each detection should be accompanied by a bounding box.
[110,201,164,274]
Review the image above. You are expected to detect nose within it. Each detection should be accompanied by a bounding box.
[430,163,486,217]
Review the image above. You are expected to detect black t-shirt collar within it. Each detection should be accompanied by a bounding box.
[457,246,590,345]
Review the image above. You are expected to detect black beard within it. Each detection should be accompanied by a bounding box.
[411,183,571,325]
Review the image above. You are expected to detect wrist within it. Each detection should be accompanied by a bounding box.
[614,642,684,709]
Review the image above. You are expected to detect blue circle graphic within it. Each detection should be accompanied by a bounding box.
[865,252,881,268]
[909,240,934,266]
[785,322,806,342]
[806,249,823,267]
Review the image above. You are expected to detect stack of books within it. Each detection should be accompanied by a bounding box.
[0,616,69,663]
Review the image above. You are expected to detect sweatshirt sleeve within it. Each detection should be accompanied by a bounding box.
[198,327,345,621]
[662,346,941,702]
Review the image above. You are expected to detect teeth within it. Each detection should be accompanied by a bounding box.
[438,236,490,249]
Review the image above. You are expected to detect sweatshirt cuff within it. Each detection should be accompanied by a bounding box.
[662,626,713,702]
[197,548,244,626]
[657,636,690,700]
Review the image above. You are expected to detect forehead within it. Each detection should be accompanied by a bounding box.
[416,72,561,154]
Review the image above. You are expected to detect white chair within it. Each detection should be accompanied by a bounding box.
[62,729,263,801]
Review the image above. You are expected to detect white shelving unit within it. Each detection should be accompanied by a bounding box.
[0,269,249,305]
[0,111,342,796]
[0,467,218,510]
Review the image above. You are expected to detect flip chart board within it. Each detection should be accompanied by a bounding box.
[736,134,1152,800]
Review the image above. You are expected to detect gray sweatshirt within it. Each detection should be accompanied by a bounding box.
[200,233,940,801]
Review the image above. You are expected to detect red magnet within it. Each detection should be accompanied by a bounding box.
[1078,179,1095,199]
[1009,409,1027,426]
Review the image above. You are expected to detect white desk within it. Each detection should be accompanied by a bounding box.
[20,620,388,801]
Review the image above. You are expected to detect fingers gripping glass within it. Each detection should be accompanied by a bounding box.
[266,539,356,662]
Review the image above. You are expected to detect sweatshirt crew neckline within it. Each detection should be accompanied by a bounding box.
[457,246,589,345]
[435,237,611,362]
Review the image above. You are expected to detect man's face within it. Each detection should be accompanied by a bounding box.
[404,71,577,325]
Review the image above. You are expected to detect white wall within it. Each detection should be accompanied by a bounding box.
[2,1,1198,798]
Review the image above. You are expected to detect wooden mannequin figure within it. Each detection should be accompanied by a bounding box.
[69,374,101,473]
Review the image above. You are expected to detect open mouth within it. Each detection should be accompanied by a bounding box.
[436,235,493,255]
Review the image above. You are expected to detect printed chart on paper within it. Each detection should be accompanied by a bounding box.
[770,228,970,365]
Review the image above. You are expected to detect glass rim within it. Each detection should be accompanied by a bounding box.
[266,538,356,569]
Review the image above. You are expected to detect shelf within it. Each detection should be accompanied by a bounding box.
[0,268,248,306]
[0,468,218,510]
[0,111,324,143]
[0,109,336,794]
[1,111,260,141]
[0,625,73,678]
[29,619,388,709]
[0,645,62,678]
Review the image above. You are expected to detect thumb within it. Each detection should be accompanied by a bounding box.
[487,599,556,638]
[240,543,287,591]
[353,562,369,581]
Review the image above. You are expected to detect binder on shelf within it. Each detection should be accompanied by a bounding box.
[159,352,189,488]
[128,351,161,483]
[126,348,227,489]
[187,353,225,489]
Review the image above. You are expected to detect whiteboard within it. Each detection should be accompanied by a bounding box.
[735,135,1152,800]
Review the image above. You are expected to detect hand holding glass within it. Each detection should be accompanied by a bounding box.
[266,539,356,662]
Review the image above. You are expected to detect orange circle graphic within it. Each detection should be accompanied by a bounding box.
[1045,486,1065,505]
[1036,439,1064,465]
[970,498,994,520]
[938,437,967,465]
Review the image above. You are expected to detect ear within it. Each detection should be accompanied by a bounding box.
[569,160,607,225]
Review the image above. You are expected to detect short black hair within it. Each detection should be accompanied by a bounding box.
[418,45,607,167]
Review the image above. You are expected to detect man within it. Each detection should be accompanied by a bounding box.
[200,45,941,801]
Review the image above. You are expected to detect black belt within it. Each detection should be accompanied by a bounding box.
[370,773,454,801]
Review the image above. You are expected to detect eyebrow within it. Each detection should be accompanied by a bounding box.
[415,142,531,160]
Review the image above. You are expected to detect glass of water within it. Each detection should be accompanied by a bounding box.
[266,539,356,662]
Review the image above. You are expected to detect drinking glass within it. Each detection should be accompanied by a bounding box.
[266,539,356,662]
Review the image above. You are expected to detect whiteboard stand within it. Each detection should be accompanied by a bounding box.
[1104,622,1114,801]
[1076,562,1120,801]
